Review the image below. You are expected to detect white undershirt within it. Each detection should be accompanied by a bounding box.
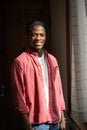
[38,53,49,109]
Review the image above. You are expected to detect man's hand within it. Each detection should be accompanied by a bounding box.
[26,124,33,130]
[21,113,33,130]
[60,118,66,130]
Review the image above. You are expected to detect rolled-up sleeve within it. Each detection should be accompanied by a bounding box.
[11,59,29,114]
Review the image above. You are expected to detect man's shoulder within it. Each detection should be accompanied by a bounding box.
[15,51,27,60]
[13,51,30,66]
[46,52,59,68]
[47,51,57,61]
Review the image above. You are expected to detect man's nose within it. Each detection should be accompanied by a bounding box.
[36,35,41,40]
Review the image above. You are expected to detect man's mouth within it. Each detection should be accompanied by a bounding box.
[34,42,42,45]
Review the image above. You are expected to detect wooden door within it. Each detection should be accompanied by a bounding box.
[0,1,50,130]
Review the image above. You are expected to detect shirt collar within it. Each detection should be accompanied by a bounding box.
[25,48,48,57]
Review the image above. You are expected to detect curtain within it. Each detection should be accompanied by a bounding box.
[70,0,87,122]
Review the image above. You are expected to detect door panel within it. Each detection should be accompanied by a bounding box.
[0,1,50,130]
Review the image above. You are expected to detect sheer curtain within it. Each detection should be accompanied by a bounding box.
[70,0,87,122]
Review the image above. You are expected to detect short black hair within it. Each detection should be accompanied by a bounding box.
[26,20,48,36]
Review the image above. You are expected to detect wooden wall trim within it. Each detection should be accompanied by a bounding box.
[66,0,72,113]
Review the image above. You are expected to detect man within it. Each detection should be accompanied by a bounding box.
[11,21,66,130]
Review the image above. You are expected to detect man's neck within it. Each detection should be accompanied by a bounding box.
[37,50,43,57]
[29,47,43,57]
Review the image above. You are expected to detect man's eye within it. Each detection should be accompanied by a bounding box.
[40,34,45,37]
[32,33,46,37]
[32,33,36,36]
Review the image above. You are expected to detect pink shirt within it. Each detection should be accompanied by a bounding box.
[11,49,65,124]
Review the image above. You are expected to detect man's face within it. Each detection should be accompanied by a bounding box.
[29,25,46,52]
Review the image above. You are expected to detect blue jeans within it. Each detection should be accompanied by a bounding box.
[32,123,60,130]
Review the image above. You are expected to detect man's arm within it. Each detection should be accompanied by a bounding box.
[21,114,33,130]
[11,61,32,130]
[60,110,66,130]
